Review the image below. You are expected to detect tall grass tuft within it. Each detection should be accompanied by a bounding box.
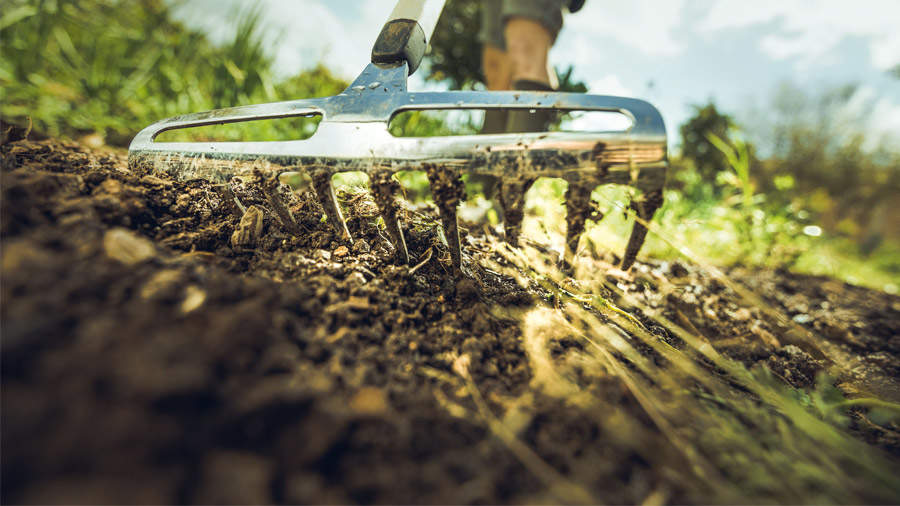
[0,0,348,146]
[479,235,900,503]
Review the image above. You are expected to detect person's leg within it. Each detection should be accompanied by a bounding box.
[496,0,564,241]
[476,0,510,212]
[504,16,552,86]
[501,0,563,87]
[476,43,509,208]
[480,0,512,134]
[502,0,564,133]
[480,44,511,134]
[482,44,511,91]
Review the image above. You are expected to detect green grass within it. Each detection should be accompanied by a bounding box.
[500,174,900,293]
[0,0,347,145]
[477,236,900,503]
[641,189,900,293]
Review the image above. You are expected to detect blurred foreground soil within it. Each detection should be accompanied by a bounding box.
[2,140,898,504]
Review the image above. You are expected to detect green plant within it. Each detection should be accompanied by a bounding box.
[0,0,347,146]
[678,102,739,182]
[707,129,753,210]
[482,240,900,503]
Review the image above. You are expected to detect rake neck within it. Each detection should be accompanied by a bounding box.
[371,0,446,75]
[346,61,409,97]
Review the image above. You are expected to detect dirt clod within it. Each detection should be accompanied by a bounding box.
[104,228,156,264]
[231,204,265,250]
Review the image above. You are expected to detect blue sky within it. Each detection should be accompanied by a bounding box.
[172,0,899,150]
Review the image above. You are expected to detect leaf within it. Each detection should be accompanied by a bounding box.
[0,5,38,31]
[52,26,84,67]
[705,132,737,168]
[223,58,245,84]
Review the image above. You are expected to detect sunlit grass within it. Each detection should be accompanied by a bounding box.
[497,177,900,294]
[475,235,900,503]
[329,165,900,293]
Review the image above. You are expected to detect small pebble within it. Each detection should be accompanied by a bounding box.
[751,321,782,348]
[733,307,752,321]
[104,228,155,265]
[455,278,479,300]
[349,387,388,415]
[346,272,367,286]
[140,269,181,300]
[230,205,264,250]
[333,245,349,257]
[669,261,690,277]
[792,314,812,324]
[180,285,207,314]
[352,238,371,254]
[346,295,370,310]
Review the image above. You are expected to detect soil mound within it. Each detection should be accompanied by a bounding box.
[2,140,898,504]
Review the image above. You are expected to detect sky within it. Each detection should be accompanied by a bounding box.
[171,0,900,150]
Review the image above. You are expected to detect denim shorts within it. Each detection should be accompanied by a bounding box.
[478,0,566,49]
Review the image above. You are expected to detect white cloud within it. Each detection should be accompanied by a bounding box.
[872,98,900,132]
[171,0,394,79]
[861,92,900,150]
[174,0,689,83]
[560,75,635,131]
[698,0,900,70]
[871,35,900,71]
[550,3,683,133]
[266,1,378,79]
[587,75,635,97]
[562,0,686,56]
[565,111,633,132]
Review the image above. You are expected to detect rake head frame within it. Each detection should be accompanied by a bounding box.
[129,0,667,273]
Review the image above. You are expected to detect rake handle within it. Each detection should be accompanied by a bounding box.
[372,0,446,74]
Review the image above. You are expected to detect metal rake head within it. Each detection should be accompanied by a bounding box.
[128,60,667,273]
[130,0,667,274]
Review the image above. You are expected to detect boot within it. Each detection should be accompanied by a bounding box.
[480,109,509,135]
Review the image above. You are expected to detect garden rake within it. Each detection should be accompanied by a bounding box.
[129,0,667,274]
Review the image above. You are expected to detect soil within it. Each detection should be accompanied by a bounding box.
[2,139,899,504]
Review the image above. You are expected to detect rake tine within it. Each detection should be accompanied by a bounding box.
[310,169,352,244]
[564,179,594,269]
[621,189,664,270]
[371,170,410,264]
[487,176,506,224]
[499,177,535,247]
[426,164,465,274]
